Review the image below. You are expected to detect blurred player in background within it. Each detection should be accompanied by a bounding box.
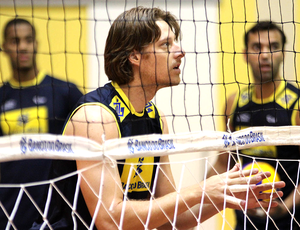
[208,21,300,230]
[0,18,83,229]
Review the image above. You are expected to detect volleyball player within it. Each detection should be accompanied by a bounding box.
[0,19,83,229]
[32,8,285,230]
[209,21,300,230]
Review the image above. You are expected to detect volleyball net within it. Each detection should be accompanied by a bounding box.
[0,0,299,230]
[2,125,300,162]
[0,126,299,229]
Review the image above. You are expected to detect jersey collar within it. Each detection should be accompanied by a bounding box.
[111,81,145,117]
[8,70,46,89]
[251,80,285,104]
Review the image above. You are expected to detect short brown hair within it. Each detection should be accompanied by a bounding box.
[104,6,181,85]
[244,21,286,50]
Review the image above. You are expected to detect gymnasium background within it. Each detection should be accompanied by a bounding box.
[0,0,298,229]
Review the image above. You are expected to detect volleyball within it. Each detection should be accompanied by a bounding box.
[243,162,281,196]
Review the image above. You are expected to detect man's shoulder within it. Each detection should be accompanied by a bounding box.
[80,82,114,101]
[285,81,300,92]
[0,81,12,92]
[42,74,73,85]
[74,83,119,118]
[0,81,9,88]
[42,74,83,93]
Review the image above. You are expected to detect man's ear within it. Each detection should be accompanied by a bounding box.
[128,50,141,66]
[243,48,247,62]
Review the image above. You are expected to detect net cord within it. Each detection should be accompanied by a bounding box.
[1,126,300,162]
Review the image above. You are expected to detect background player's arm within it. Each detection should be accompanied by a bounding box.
[277,103,300,217]
[207,93,237,178]
[265,105,300,219]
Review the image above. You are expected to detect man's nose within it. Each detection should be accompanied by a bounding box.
[259,46,271,59]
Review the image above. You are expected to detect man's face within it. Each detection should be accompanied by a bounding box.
[245,30,284,83]
[3,23,37,71]
[139,20,185,89]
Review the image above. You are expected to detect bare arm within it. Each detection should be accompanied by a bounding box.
[65,105,284,230]
[156,112,228,229]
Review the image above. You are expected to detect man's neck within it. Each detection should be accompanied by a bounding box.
[118,82,157,113]
[12,67,38,82]
[254,80,281,99]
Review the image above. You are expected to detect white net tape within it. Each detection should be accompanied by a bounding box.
[0,126,299,229]
[1,125,299,161]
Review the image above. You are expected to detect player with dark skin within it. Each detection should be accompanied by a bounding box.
[4,19,38,81]
[0,19,83,229]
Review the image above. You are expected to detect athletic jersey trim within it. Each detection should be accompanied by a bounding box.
[251,80,285,104]
[8,70,46,88]
[111,81,145,117]
[291,98,300,126]
[229,81,296,127]
[155,107,164,133]
[229,93,239,128]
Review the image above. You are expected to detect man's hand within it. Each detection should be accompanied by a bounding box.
[247,202,288,219]
[202,163,285,210]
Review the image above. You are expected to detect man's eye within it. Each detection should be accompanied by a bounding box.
[270,44,280,51]
[252,45,260,52]
[163,42,170,47]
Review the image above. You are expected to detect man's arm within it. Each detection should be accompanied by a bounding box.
[65,105,284,230]
[154,154,222,229]
[156,111,228,229]
[265,106,300,219]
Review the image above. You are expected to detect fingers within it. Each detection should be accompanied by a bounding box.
[220,164,286,211]
[227,169,279,188]
[226,167,259,180]
[256,181,285,193]
[258,190,283,201]
[228,184,256,192]
[225,194,279,208]
[225,195,281,210]
[226,173,262,186]
[227,184,283,200]
[228,168,272,180]
[229,163,241,172]
[225,195,243,206]
[240,199,279,209]
[225,186,284,210]
[244,170,271,179]
[227,181,284,198]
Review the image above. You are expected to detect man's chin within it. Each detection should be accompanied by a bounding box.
[254,74,274,84]
[261,77,275,84]
[170,77,181,86]
[16,66,33,72]
[165,81,180,88]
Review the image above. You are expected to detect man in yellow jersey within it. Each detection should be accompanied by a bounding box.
[209,21,300,230]
[0,18,83,229]
[32,9,285,230]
